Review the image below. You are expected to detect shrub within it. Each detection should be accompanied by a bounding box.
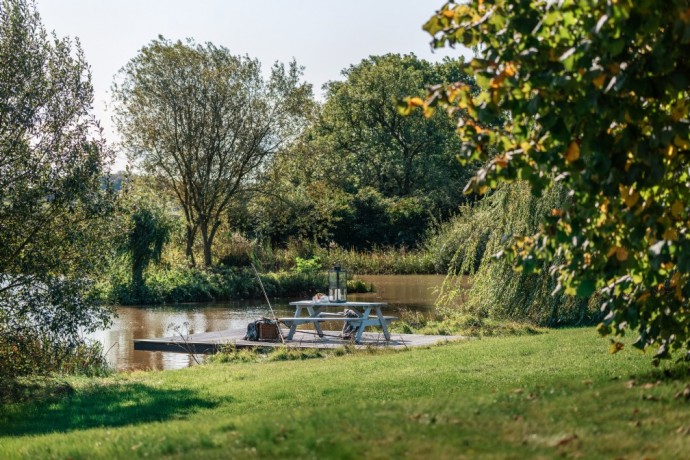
[107,265,373,304]
[0,328,109,382]
[218,233,254,267]
[293,256,321,274]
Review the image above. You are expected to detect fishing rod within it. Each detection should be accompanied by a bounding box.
[250,263,285,344]
[290,329,346,339]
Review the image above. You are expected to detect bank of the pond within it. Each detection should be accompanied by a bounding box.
[107,266,374,305]
[97,275,448,372]
[2,328,689,459]
[106,244,449,305]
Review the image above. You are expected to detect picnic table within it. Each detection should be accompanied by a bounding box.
[280,300,396,343]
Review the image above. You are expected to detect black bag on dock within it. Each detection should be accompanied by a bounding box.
[244,318,279,341]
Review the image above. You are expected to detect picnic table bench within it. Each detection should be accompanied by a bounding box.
[281,300,397,343]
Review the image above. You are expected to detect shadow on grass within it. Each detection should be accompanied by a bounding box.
[633,362,690,383]
[0,382,226,436]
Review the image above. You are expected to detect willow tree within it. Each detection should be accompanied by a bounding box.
[0,0,115,376]
[113,37,313,267]
[409,1,690,362]
[436,182,597,327]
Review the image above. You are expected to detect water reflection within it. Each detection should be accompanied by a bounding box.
[91,274,447,372]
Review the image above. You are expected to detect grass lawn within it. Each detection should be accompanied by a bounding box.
[1,328,689,459]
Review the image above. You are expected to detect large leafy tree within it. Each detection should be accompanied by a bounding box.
[414,1,690,362]
[0,0,115,375]
[320,54,474,209]
[112,38,313,267]
[257,54,478,249]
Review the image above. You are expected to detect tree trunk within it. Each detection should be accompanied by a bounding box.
[200,220,213,267]
[186,224,197,267]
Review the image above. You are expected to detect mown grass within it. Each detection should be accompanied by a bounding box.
[1,328,689,459]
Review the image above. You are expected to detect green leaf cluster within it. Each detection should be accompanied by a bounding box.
[424,0,690,361]
[0,0,116,377]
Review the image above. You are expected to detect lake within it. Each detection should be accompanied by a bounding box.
[91,274,448,371]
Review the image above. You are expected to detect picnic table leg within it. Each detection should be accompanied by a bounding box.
[307,305,324,337]
[286,305,303,340]
[354,306,371,343]
[376,306,391,341]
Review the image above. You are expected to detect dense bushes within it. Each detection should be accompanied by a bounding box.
[329,188,432,250]
[107,265,373,305]
[0,328,109,383]
[320,246,438,275]
[220,236,442,276]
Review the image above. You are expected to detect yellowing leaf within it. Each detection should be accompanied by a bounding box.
[409,97,424,107]
[491,89,501,105]
[671,100,688,121]
[680,7,690,23]
[620,184,639,208]
[637,291,651,302]
[565,141,580,162]
[663,227,678,241]
[592,73,606,89]
[625,192,640,208]
[495,156,508,168]
[549,49,557,61]
[671,200,684,218]
[662,261,675,270]
[671,271,681,287]
[615,247,629,262]
[490,74,506,89]
[442,9,455,19]
[599,198,609,212]
[609,341,624,354]
[664,145,676,159]
[674,134,690,150]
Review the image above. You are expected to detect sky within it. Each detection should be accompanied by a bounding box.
[38,1,471,170]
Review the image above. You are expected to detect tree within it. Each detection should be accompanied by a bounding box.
[125,205,172,293]
[414,1,690,362]
[0,0,115,376]
[113,176,176,297]
[257,54,478,249]
[435,182,597,327]
[320,54,474,209]
[113,37,313,267]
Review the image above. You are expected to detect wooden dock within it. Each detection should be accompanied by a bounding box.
[134,328,464,354]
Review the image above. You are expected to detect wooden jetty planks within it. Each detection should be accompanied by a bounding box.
[133,328,464,354]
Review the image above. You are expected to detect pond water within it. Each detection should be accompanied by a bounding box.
[91,274,447,372]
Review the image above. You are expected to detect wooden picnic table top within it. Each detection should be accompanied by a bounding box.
[289,300,387,307]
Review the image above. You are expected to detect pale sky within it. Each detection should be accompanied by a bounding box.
[38,1,471,170]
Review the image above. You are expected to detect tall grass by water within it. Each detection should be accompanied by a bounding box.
[216,235,441,275]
